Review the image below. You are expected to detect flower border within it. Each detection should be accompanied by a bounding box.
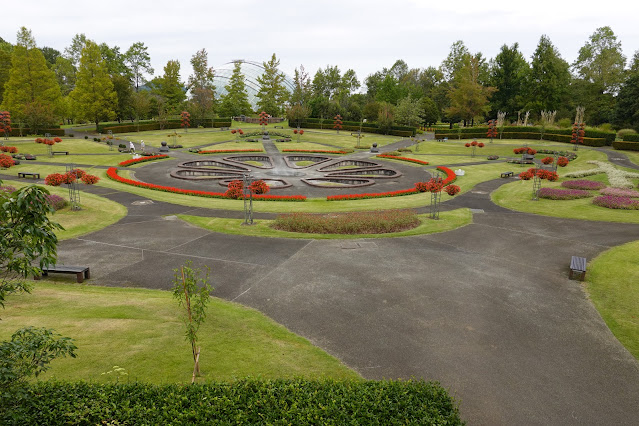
[376,154,429,165]
[119,155,170,167]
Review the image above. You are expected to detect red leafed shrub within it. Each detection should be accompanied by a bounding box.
[444,184,461,196]
[536,169,558,181]
[225,180,244,199]
[477,142,484,148]
[81,174,100,185]
[513,147,537,155]
[470,140,478,146]
[519,170,534,180]
[0,146,18,153]
[61,172,77,184]
[293,129,298,134]
[541,156,554,164]
[557,156,569,167]
[43,139,55,146]
[231,129,237,134]
[299,130,304,135]
[69,168,86,178]
[464,143,470,147]
[239,129,244,135]
[0,153,15,168]
[35,138,43,143]
[249,180,270,194]
[45,173,65,186]
[53,137,62,143]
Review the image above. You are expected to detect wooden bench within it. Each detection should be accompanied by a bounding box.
[501,171,514,178]
[569,256,587,281]
[35,265,91,283]
[18,172,40,179]
[52,151,69,155]
[274,125,284,129]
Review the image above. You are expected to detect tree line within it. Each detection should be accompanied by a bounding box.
[1,26,638,132]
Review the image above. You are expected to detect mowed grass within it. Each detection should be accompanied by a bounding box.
[586,240,639,360]
[0,283,359,384]
[118,128,235,148]
[178,208,473,239]
[492,176,639,223]
[415,138,586,157]
[2,180,127,240]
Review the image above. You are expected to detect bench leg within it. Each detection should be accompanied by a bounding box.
[76,272,84,283]
[85,268,90,280]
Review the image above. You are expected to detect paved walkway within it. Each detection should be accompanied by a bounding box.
[31,176,638,425]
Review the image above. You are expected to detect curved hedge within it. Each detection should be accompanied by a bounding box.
[434,126,614,146]
[622,134,639,142]
[293,121,415,137]
[97,118,232,133]
[0,379,462,425]
[612,141,639,151]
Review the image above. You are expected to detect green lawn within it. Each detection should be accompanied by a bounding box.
[491,178,639,223]
[2,179,127,240]
[118,129,236,148]
[0,283,359,384]
[202,141,265,151]
[274,141,346,152]
[586,240,639,360]
[8,137,117,156]
[413,138,593,157]
[178,208,473,239]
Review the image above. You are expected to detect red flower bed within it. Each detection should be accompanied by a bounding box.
[444,184,461,196]
[198,149,264,154]
[519,168,558,181]
[557,156,569,167]
[282,149,348,154]
[376,154,429,165]
[106,168,305,201]
[438,166,457,184]
[44,173,65,186]
[541,156,554,164]
[0,146,18,153]
[118,155,169,167]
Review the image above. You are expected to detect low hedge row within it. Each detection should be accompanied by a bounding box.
[303,117,415,132]
[9,128,65,137]
[294,122,414,137]
[622,134,639,142]
[433,131,606,147]
[0,380,462,425]
[97,119,232,133]
[434,126,615,144]
[612,141,639,151]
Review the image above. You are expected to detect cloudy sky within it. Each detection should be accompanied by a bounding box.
[4,0,639,86]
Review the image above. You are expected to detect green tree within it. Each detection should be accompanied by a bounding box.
[63,33,87,68]
[377,102,395,134]
[112,74,134,122]
[394,97,423,127]
[1,27,61,132]
[420,96,439,125]
[125,42,154,92]
[131,90,152,130]
[286,104,310,128]
[219,61,253,117]
[572,26,626,124]
[70,40,117,129]
[256,53,288,116]
[0,183,76,391]
[172,261,212,382]
[290,65,311,106]
[489,43,529,120]
[526,35,571,114]
[440,41,470,81]
[0,48,12,105]
[53,56,76,96]
[447,56,496,125]
[613,65,639,130]
[40,46,60,68]
[188,48,216,123]
[312,65,342,100]
[151,60,186,114]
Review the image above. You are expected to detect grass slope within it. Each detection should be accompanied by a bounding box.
[586,240,639,359]
[0,283,359,383]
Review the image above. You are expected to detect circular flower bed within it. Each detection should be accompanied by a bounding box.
[592,195,639,210]
[561,180,606,190]
[538,188,592,200]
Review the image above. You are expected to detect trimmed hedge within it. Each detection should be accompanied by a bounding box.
[433,130,606,147]
[294,121,414,137]
[0,380,463,424]
[97,119,232,133]
[613,141,639,151]
[434,126,615,145]
[9,128,65,136]
[622,134,639,142]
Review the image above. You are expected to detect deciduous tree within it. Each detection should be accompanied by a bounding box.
[125,42,154,92]
[188,48,216,123]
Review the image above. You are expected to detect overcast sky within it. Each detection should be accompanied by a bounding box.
[4,0,639,86]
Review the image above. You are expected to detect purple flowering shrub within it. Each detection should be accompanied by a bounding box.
[46,194,68,211]
[600,187,639,198]
[592,195,639,210]
[538,188,593,200]
[560,180,606,190]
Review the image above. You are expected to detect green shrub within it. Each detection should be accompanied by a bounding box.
[622,133,639,142]
[558,118,572,128]
[0,379,463,425]
[612,141,639,151]
[617,128,637,139]
[273,210,420,234]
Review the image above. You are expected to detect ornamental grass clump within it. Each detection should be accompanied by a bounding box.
[560,180,605,190]
[592,195,639,210]
[538,188,592,200]
[273,210,420,234]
